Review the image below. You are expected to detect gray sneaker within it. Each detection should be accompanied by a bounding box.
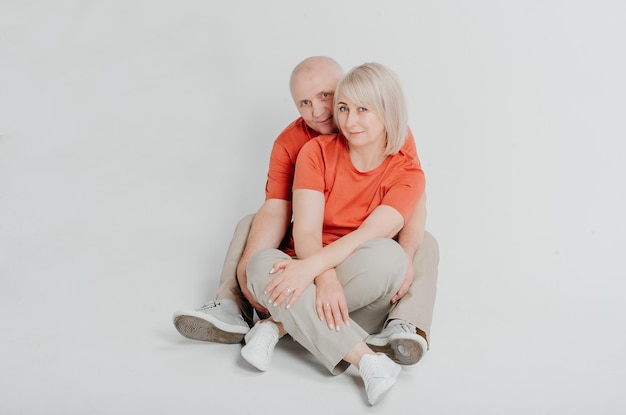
[172,300,250,344]
[365,320,427,365]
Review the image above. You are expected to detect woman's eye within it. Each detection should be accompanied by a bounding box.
[338,106,348,112]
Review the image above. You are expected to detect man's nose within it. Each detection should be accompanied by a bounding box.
[312,100,328,118]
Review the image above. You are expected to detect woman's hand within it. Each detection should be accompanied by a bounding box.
[263,258,316,309]
[314,269,350,331]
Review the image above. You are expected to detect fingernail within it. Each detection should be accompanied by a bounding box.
[286,303,291,309]
[329,324,334,330]
[319,316,324,321]
[273,302,278,307]
[269,267,275,273]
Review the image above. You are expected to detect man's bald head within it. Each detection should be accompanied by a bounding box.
[289,56,344,94]
[289,56,344,135]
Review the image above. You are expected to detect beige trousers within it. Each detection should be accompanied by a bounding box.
[215,214,440,344]
[246,238,405,374]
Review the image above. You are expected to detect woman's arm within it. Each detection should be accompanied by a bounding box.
[291,188,348,329]
[305,204,404,274]
[291,189,324,259]
[293,188,404,272]
[265,202,404,308]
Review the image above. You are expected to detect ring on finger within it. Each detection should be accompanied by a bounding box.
[325,303,330,308]
[286,287,292,294]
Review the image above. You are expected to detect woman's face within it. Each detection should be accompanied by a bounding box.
[335,95,386,150]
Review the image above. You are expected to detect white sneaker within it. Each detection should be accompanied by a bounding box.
[365,320,427,365]
[359,353,401,405]
[240,321,279,371]
[172,300,249,344]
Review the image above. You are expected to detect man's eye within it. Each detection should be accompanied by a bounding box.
[321,92,330,98]
[301,100,310,106]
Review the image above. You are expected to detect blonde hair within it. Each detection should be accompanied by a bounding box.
[334,63,408,155]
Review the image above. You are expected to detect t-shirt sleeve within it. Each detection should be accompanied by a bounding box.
[403,127,421,167]
[293,139,325,193]
[265,140,295,201]
[381,165,425,224]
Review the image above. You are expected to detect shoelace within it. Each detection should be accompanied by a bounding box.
[390,321,417,334]
[198,300,221,311]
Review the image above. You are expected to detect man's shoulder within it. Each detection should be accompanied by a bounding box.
[275,117,309,142]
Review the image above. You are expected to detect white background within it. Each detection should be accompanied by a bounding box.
[1,1,625,413]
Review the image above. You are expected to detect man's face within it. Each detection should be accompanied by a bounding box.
[290,69,341,135]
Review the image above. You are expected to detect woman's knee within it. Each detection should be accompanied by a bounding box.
[365,237,405,266]
[350,238,406,285]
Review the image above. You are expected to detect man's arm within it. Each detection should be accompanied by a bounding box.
[392,193,427,303]
[236,198,291,313]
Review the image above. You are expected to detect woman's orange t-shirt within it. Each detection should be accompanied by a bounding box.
[292,133,425,248]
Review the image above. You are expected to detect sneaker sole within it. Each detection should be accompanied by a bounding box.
[173,311,249,344]
[367,338,424,366]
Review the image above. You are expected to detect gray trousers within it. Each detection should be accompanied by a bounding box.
[246,238,405,374]
[215,214,440,344]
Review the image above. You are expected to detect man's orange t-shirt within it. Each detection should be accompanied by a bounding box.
[265,118,321,201]
[292,133,425,248]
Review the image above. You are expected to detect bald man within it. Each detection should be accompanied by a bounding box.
[173,56,439,365]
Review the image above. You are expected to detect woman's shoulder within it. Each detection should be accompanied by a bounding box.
[302,133,343,152]
[313,132,342,143]
[388,148,422,172]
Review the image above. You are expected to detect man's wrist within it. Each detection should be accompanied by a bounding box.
[400,243,418,261]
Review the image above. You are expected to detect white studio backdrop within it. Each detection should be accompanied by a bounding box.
[1,1,625,413]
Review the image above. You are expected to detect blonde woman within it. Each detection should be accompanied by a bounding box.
[242,63,425,406]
